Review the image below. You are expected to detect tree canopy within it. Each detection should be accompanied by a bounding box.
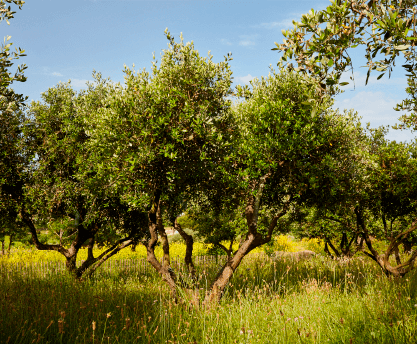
[273,0,417,130]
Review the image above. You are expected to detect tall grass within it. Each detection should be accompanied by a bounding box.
[1,253,417,343]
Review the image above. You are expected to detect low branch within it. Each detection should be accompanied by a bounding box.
[362,250,379,263]
[83,239,134,278]
[385,221,417,258]
[326,239,340,257]
[20,208,69,257]
[323,216,357,233]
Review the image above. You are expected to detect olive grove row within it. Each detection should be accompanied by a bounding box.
[1,0,417,304]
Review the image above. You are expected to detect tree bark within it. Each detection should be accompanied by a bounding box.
[204,231,263,304]
[7,234,13,254]
[20,208,95,278]
[145,196,178,300]
[158,215,170,268]
[403,238,413,254]
[204,191,291,304]
[357,207,417,277]
[174,219,195,277]
[324,241,334,258]
[83,238,133,278]
[326,239,341,257]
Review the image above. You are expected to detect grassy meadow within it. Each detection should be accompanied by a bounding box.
[1,237,417,344]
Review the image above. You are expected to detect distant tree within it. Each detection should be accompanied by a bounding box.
[356,128,417,277]
[273,0,417,130]
[0,213,26,255]
[290,206,365,259]
[304,124,417,276]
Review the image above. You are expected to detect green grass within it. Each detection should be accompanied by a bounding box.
[1,254,417,343]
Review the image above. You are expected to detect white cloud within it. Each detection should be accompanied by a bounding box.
[220,38,232,46]
[252,12,304,30]
[235,74,254,84]
[333,91,414,142]
[42,68,64,77]
[253,19,295,30]
[70,79,92,88]
[339,70,406,89]
[239,35,258,47]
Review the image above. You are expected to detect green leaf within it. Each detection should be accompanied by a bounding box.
[377,73,385,80]
[328,59,334,67]
[339,82,349,86]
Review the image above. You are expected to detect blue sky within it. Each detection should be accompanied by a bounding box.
[5,0,414,141]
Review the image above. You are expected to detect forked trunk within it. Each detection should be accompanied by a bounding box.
[204,232,263,304]
[66,254,78,276]
[358,209,417,278]
[21,208,95,278]
[82,237,133,278]
[204,190,291,304]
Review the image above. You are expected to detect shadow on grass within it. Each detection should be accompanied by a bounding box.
[1,255,417,343]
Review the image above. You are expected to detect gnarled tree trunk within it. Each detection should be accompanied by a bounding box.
[20,208,97,279]
[174,219,196,278]
[356,208,417,278]
[145,197,178,300]
[204,189,291,304]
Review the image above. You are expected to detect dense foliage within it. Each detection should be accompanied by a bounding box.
[1,1,417,311]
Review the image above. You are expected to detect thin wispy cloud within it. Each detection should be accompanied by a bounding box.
[239,35,258,47]
[253,19,295,30]
[42,67,64,77]
[339,70,406,89]
[220,38,232,46]
[252,12,304,30]
[69,79,92,88]
[333,90,414,142]
[235,74,254,84]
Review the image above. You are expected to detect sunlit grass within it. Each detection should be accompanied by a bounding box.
[1,252,417,343]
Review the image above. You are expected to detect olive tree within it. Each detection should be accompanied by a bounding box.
[305,124,417,276]
[355,129,417,277]
[201,68,362,302]
[273,0,417,129]
[84,30,234,297]
[21,74,145,278]
[0,0,29,252]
